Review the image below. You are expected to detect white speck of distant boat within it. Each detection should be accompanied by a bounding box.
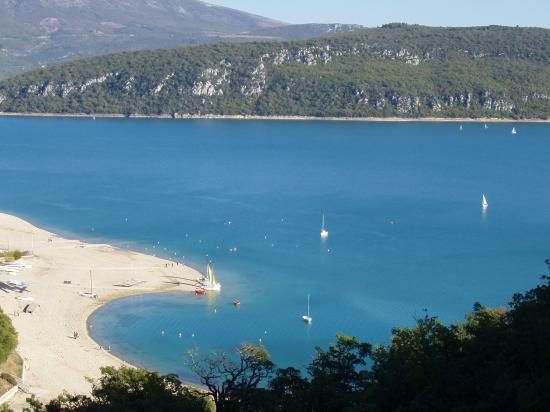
[484,124,489,130]
[459,125,463,131]
[482,194,489,210]
[302,294,313,324]
[320,214,329,239]
[512,127,517,135]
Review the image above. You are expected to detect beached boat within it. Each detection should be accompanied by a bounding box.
[302,294,313,324]
[8,279,28,288]
[320,214,329,239]
[201,263,221,291]
[0,267,20,274]
[120,279,146,288]
[482,194,489,210]
[194,289,206,295]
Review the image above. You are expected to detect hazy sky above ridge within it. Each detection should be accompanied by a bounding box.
[207,0,549,28]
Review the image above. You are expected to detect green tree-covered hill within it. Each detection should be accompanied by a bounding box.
[1,25,550,119]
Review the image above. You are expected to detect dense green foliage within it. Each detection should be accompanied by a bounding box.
[15,261,550,411]
[1,25,550,119]
[0,308,17,365]
[43,367,212,412]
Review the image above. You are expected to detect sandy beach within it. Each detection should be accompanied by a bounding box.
[0,111,549,123]
[0,213,200,409]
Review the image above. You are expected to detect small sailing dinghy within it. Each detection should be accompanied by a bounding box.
[201,262,221,292]
[482,194,489,210]
[512,127,517,135]
[302,294,313,324]
[320,214,329,239]
[484,124,489,130]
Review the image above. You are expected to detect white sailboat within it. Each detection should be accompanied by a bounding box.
[484,124,489,130]
[512,127,517,135]
[482,194,489,210]
[302,294,312,324]
[459,125,463,131]
[320,214,329,239]
[202,262,221,291]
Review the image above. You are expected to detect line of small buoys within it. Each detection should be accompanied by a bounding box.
[161,330,196,338]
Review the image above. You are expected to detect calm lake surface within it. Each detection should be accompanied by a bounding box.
[1,117,549,382]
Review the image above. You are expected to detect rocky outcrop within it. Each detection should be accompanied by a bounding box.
[430,98,443,112]
[192,60,231,97]
[60,83,76,98]
[377,48,423,65]
[444,93,472,109]
[294,46,332,65]
[124,77,135,92]
[241,61,267,97]
[480,91,514,112]
[389,94,421,113]
[273,49,290,65]
[79,74,113,93]
[40,83,56,97]
[354,89,369,105]
[152,73,174,95]
[374,96,386,110]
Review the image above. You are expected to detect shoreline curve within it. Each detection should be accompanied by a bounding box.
[0,212,200,407]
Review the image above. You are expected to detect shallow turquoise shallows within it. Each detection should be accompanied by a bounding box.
[1,117,549,383]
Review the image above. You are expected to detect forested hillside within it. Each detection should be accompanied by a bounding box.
[1,25,550,119]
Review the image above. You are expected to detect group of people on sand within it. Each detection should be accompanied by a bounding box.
[164,261,183,269]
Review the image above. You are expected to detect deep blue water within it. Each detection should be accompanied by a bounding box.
[1,117,549,382]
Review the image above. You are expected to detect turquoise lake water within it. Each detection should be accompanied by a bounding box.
[1,117,549,382]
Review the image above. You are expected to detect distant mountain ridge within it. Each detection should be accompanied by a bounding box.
[2,25,549,119]
[0,0,361,79]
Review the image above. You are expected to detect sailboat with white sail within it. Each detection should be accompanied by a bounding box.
[202,262,221,291]
[302,294,312,324]
[320,214,329,239]
[512,127,517,135]
[482,194,489,210]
